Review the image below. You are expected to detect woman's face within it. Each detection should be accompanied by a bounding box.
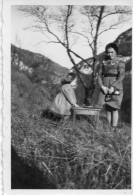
[106,47,117,60]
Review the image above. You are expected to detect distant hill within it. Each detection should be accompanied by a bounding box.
[11,44,69,85]
[114,28,132,56]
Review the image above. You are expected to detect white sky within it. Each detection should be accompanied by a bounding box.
[11,5,132,69]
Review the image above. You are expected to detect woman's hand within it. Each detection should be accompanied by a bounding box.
[108,86,115,94]
[74,103,79,107]
[101,85,109,94]
[72,103,79,108]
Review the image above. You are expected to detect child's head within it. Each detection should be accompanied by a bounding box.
[61,73,76,84]
[67,73,76,83]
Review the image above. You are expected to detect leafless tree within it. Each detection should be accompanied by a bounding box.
[19,5,90,100]
[19,5,131,105]
[79,6,131,60]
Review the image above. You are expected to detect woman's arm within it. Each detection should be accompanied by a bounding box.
[97,62,109,94]
[111,61,125,89]
[97,63,103,88]
[62,84,78,106]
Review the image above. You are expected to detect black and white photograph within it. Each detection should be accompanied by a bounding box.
[2,0,132,194]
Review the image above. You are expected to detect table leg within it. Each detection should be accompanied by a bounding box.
[73,110,76,124]
[96,111,99,129]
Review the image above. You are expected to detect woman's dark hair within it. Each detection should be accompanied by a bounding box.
[105,43,119,54]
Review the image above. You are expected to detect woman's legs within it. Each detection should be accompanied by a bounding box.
[106,110,112,125]
[105,105,119,127]
[105,105,112,125]
[111,110,119,127]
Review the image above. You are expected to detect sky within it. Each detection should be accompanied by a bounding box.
[11,5,132,69]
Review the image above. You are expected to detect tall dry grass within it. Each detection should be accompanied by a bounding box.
[11,67,131,189]
[12,110,131,189]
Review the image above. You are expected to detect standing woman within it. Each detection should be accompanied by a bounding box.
[49,73,79,120]
[97,43,125,130]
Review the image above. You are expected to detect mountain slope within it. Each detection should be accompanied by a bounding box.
[114,28,132,56]
[11,44,69,85]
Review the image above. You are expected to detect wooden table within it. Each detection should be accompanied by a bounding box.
[73,106,101,129]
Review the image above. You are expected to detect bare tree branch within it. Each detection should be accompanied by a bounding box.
[102,6,132,19]
[19,5,132,105]
[98,18,130,36]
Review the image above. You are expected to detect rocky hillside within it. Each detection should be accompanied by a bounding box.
[11,44,69,85]
[114,28,132,56]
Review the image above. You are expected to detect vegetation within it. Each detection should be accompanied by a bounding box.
[11,66,131,189]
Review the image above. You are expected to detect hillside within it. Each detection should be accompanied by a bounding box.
[11,62,131,189]
[114,28,132,56]
[11,67,131,190]
[11,44,69,85]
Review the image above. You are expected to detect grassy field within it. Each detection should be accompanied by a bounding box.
[11,67,131,189]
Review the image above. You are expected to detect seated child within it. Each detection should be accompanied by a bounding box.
[49,73,79,119]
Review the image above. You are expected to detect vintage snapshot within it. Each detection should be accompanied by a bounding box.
[3,0,132,194]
